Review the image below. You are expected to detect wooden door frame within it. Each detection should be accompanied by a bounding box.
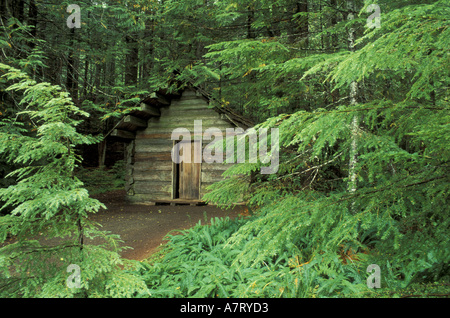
[172,140,202,200]
[171,140,178,199]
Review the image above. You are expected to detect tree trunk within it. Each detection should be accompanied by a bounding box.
[67,27,78,102]
[107,59,116,88]
[28,0,38,39]
[0,1,5,21]
[0,0,24,23]
[92,62,102,97]
[11,0,25,22]
[330,0,339,50]
[125,34,139,86]
[287,1,309,46]
[82,57,89,98]
[247,6,256,39]
[98,139,107,168]
[347,1,359,213]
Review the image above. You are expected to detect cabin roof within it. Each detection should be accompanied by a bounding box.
[106,85,254,140]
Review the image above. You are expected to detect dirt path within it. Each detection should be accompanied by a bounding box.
[90,190,247,261]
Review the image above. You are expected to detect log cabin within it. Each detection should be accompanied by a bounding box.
[106,86,253,205]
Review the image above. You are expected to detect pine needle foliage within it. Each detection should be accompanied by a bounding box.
[200,0,450,295]
[2,0,447,298]
[136,0,450,298]
[0,64,149,298]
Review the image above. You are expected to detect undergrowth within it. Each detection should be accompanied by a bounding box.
[76,160,125,195]
[138,213,449,298]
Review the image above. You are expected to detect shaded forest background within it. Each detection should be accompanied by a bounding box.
[0,0,448,298]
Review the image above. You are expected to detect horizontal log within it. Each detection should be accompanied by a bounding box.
[148,92,170,106]
[181,90,197,97]
[135,138,173,149]
[133,190,172,199]
[135,133,172,140]
[127,193,172,202]
[134,152,172,162]
[201,162,234,171]
[111,129,136,139]
[133,170,172,182]
[144,121,234,131]
[134,181,172,193]
[170,102,210,114]
[140,103,161,117]
[201,170,226,183]
[166,106,211,114]
[124,115,148,128]
[136,130,244,141]
[171,95,207,102]
[115,120,140,132]
[133,161,173,171]
[135,143,173,153]
[151,115,222,126]
[160,108,217,117]
[141,122,233,131]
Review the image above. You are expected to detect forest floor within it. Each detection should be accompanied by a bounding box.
[1,190,247,261]
[89,190,247,261]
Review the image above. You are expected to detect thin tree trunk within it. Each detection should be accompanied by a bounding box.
[347,1,359,213]
[330,0,339,50]
[348,85,359,197]
[247,6,256,39]
[28,0,38,39]
[98,139,107,168]
[107,59,116,88]
[67,27,78,102]
[287,1,309,46]
[82,57,89,98]
[12,0,25,22]
[125,34,138,86]
[142,20,153,83]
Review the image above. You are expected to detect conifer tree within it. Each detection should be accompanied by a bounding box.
[0,64,149,297]
[203,0,449,290]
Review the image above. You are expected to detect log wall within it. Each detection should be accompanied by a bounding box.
[126,89,237,203]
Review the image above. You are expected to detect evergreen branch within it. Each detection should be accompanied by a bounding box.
[331,175,448,208]
[276,152,343,180]
[3,243,82,261]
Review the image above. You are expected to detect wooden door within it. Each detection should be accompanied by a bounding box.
[178,140,201,200]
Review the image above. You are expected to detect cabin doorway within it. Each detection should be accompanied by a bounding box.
[173,140,201,200]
